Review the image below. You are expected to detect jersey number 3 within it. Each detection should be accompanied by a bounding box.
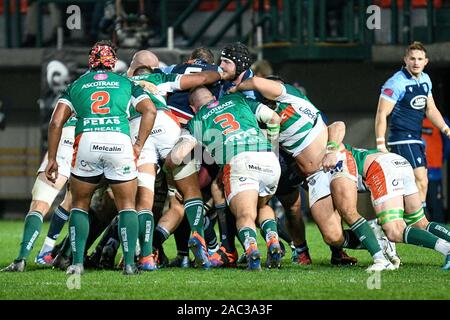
[213,113,240,135]
[91,91,110,114]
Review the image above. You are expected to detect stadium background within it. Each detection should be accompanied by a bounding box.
[0,0,449,222]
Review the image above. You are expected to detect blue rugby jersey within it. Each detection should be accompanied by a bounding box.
[380,67,432,145]
[165,59,221,122]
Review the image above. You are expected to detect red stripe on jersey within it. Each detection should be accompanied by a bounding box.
[279,105,296,125]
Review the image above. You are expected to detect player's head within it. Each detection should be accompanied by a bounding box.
[190,47,215,64]
[404,41,428,77]
[127,50,160,77]
[251,59,273,78]
[220,42,252,81]
[133,65,153,76]
[189,86,215,112]
[88,40,117,71]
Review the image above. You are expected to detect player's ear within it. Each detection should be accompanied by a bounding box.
[424,57,429,67]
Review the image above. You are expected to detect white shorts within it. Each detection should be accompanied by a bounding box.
[364,153,418,206]
[129,110,181,167]
[222,151,281,204]
[71,132,137,181]
[307,149,358,207]
[38,125,75,178]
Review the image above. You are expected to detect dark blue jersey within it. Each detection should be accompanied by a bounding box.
[380,67,433,145]
[165,59,221,122]
[219,69,264,102]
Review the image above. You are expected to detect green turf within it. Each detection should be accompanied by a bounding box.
[0,220,448,300]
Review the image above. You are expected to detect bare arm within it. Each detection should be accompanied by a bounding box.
[134,98,157,157]
[374,97,395,152]
[322,121,346,171]
[426,96,450,138]
[46,102,72,182]
[233,77,283,100]
[179,71,224,90]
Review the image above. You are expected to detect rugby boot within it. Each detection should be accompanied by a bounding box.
[366,258,396,272]
[139,254,158,271]
[52,253,71,271]
[331,249,358,266]
[442,253,450,270]
[66,263,84,275]
[209,246,239,268]
[168,255,191,268]
[35,251,53,265]
[188,232,211,269]
[292,250,312,265]
[123,264,140,275]
[246,243,262,271]
[1,259,25,272]
[266,236,282,269]
[99,245,116,270]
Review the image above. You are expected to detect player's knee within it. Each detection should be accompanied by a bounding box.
[322,230,343,247]
[31,178,61,208]
[383,224,404,243]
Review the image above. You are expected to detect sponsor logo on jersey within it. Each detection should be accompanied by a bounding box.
[82,81,119,89]
[246,162,274,175]
[83,117,121,126]
[150,126,166,136]
[224,128,263,145]
[94,73,108,81]
[201,101,234,120]
[90,143,124,153]
[391,159,409,167]
[410,95,427,110]
[62,139,74,146]
[383,88,394,97]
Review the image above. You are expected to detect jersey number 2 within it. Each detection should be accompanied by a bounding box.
[91,91,110,114]
[213,113,240,135]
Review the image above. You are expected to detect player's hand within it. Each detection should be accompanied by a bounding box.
[137,81,158,94]
[322,152,337,172]
[133,143,142,160]
[45,159,58,183]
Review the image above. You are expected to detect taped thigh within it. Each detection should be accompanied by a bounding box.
[31,179,61,206]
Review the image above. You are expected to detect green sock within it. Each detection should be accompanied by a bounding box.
[238,227,258,251]
[260,219,278,242]
[350,217,382,257]
[184,198,204,237]
[403,225,438,249]
[69,209,90,265]
[119,210,138,266]
[427,222,450,242]
[138,210,154,257]
[16,211,43,261]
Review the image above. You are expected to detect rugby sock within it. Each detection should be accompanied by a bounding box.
[174,217,190,256]
[341,229,364,249]
[184,198,205,237]
[118,210,138,266]
[403,225,449,254]
[238,227,258,251]
[294,241,309,254]
[276,218,293,244]
[350,218,383,258]
[138,210,154,257]
[204,213,218,250]
[260,219,279,242]
[427,222,450,242]
[68,209,89,265]
[16,211,43,261]
[47,205,69,240]
[216,204,237,252]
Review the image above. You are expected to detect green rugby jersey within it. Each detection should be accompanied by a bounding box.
[186,92,272,166]
[275,84,321,153]
[63,116,77,127]
[58,71,149,137]
[344,144,379,176]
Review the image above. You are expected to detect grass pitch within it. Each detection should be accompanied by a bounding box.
[0,220,448,300]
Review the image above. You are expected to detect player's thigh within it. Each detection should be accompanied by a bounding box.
[109,179,138,211]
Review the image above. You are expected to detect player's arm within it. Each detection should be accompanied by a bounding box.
[255,103,281,143]
[178,71,224,90]
[374,97,395,152]
[164,129,198,170]
[134,97,157,157]
[46,102,72,183]
[232,76,283,100]
[322,121,346,171]
[425,95,450,139]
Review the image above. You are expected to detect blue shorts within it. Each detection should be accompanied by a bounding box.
[389,143,427,169]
